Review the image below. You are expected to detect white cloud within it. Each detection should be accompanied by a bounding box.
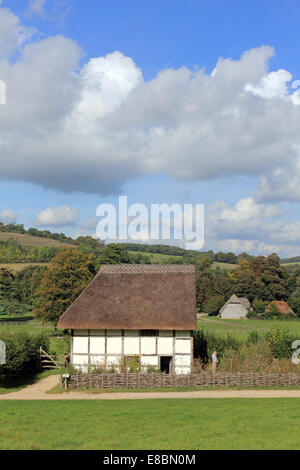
[0,7,300,202]
[26,0,46,16]
[203,197,298,257]
[35,206,78,226]
[0,7,34,58]
[0,208,18,224]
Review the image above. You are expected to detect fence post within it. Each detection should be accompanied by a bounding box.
[77,374,79,390]
[238,372,240,387]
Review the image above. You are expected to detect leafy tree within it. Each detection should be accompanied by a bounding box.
[252,298,267,315]
[259,254,287,301]
[34,248,97,326]
[231,259,256,300]
[203,294,225,315]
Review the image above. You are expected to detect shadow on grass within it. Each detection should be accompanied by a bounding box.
[0,369,61,394]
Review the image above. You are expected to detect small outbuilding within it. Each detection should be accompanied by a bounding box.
[219,294,250,319]
[266,300,294,315]
[58,264,196,374]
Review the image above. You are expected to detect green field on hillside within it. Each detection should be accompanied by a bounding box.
[212,261,237,270]
[0,398,300,449]
[128,251,182,263]
[198,316,300,338]
[0,262,49,273]
[0,232,72,248]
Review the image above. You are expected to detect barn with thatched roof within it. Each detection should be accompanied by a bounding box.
[58,264,196,374]
[219,294,250,319]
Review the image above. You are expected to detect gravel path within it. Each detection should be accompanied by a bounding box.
[2,375,300,400]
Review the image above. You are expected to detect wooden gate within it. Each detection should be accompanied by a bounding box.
[39,347,63,370]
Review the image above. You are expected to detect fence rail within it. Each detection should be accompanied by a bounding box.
[65,372,300,390]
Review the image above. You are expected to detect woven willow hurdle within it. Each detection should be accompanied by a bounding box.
[64,372,300,390]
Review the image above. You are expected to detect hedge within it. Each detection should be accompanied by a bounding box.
[0,331,49,378]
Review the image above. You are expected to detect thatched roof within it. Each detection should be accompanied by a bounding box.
[240,298,251,309]
[267,300,294,315]
[219,294,250,314]
[58,264,196,330]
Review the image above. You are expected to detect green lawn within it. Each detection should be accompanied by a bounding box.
[0,398,300,449]
[198,316,300,339]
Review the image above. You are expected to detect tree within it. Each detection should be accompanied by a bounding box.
[203,295,225,315]
[35,248,97,326]
[230,259,256,301]
[259,254,287,301]
[99,244,129,264]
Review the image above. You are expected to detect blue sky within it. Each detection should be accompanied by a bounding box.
[1,0,300,256]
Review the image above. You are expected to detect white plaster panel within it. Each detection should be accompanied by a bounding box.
[90,336,105,354]
[157,337,173,355]
[175,330,190,338]
[107,336,122,354]
[124,336,140,354]
[175,339,191,354]
[141,337,156,354]
[141,355,159,366]
[175,355,191,366]
[73,336,88,354]
[90,355,105,366]
[73,354,88,366]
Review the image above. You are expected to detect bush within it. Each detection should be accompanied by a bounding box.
[252,298,267,315]
[194,329,240,363]
[265,327,293,359]
[0,331,49,378]
[203,295,225,315]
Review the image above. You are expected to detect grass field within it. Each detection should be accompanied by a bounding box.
[212,261,237,270]
[0,232,72,248]
[197,316,300,339]
[128,251,182,263]
[0,398,300,449]
[0,263,49,273]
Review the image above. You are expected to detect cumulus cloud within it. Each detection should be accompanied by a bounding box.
[0,7,300,202]
[203,197,296,257]
[0,208,18,224]
[0,7,34,58]
[35,206,78,226]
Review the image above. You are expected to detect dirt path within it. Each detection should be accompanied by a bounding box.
[3,376,300,400]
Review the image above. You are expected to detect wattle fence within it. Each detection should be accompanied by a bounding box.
[64,372,300,390]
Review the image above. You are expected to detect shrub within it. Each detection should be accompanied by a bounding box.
[203,295,225,315]
[0,331,49,378]
[194,329,240,363]
[265,326,293,359]
[252,298,267,315]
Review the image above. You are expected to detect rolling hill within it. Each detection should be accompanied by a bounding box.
[0,232,74,248]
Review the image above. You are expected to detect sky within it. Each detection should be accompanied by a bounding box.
[0,0,300,256]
